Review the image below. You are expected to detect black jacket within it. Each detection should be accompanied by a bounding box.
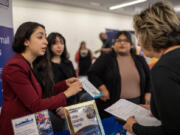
[88,49,151,118]
[133,48,180,135]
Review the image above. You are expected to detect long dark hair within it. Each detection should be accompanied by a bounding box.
[33,49,55,98]
[47,32,69,61]
[12,22,45,53]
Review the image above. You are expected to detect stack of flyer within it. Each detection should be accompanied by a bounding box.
[12,110,54,135]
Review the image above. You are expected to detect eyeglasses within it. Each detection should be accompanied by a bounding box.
[115,39,130,43]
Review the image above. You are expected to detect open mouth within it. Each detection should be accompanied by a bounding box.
[42,47,47,52]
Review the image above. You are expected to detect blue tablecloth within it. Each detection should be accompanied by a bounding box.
[55,116,126,135]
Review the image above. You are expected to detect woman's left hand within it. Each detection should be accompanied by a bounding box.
[145,93,151,105]
[123,116,137,134]
[56,107,65,119]
[66,77,79,87]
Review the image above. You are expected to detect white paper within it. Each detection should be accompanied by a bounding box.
[12,110,54,135]
[105,99,161,126]
[12,114,39,135]
[79,77,103,99]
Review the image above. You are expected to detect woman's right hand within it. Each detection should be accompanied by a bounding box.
[100,89,110,101]
[99,85,110,101]
[64,81,82,98]
[140,104,150,110]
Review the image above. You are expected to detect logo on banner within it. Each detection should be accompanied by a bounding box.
[0,36,10,45]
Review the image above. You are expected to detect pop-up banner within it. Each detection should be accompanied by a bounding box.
[0,0,14,112]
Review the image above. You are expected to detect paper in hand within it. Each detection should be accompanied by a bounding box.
[105,99,161,126]
[79,77,103,99]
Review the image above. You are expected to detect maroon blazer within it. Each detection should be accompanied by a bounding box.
[0,54,68,135]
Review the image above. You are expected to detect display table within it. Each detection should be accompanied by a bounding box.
[55,116,126,135]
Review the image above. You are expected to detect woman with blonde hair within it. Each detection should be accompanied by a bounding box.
[124,2,180,135]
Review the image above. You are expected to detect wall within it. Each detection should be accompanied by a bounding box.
[12,0,133,68]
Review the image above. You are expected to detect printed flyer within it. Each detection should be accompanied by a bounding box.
[12,110,54,135]
[79,77,103,99]
[65,100,105,135]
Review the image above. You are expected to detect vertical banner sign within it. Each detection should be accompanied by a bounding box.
[106,28,135,43]
[0,0,14,112]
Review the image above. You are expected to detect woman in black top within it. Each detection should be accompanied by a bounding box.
[124,2,180,135]
[88,31,151,119]
[75,41,93,76]
[46,32,78,132]
[48,33,76,83]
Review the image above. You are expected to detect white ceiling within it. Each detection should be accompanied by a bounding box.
[32,0,180,16]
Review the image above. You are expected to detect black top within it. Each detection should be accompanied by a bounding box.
[133,48,180,135]
[51,60,75,83]
[51,59,78,105]
[79,50,92,76]
[88,49,151,119]
[102,39,112,48]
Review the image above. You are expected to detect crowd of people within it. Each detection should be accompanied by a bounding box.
[0,1,180,135]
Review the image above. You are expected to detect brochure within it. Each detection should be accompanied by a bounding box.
[79,77,103,99]
[64,100,105,135]
[12,110,54,135]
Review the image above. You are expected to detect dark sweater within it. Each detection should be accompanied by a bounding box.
[51,59,77,105]
[88,49,151,119]
[133,48,180,135]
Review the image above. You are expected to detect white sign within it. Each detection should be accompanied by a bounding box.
[12,114,39,135]
[12,110,54,135]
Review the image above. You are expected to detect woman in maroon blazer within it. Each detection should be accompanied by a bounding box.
[0,22,82,135]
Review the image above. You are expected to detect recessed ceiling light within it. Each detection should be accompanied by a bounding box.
[109,0,147,10]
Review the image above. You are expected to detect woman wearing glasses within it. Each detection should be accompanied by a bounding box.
[88,31,151,119]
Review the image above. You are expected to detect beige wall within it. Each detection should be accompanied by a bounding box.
[13,0,133,68]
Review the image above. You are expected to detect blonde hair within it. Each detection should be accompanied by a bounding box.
[133,1,180,52]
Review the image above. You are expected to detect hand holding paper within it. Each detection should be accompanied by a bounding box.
[99,85,110,101]
[123,116,137,134]
[105,99,161,126]
[79,77,103,99]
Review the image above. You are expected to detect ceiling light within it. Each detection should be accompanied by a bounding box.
[109,0,147,10]
[174,6,180,12]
